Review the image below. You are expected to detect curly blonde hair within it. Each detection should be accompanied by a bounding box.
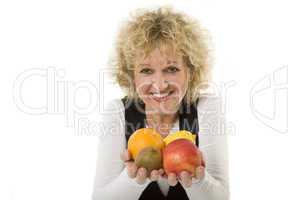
[111,6,213,104]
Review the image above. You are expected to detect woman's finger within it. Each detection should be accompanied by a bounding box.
[179,171,192,188]
[199,150,206,167]
[150,170,159,181]
[159,168,167,179]
[125,162,137,178]
[195,166,205,180]
[167,173,178,186]
[120,150,131,162]
[136,167,147,184]
[158,168,165,177]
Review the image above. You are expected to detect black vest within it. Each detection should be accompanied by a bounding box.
[121,97,199,200]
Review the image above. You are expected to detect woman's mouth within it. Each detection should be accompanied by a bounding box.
[150,91,174,102]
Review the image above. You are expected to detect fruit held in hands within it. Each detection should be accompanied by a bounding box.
[135,147,162,175]
[128,128,164,160]
[163,139,202,176]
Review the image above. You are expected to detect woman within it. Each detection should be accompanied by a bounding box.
[92,7,229,200]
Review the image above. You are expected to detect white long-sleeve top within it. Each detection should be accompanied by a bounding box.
[92,96,230,200]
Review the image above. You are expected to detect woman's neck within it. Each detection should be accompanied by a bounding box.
[145,107,179,137]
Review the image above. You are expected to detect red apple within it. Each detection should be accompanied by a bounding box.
[163,139,202,176]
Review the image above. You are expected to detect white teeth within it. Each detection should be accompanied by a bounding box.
[152,92,170,98]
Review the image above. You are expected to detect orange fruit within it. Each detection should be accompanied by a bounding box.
[128,128,164,160]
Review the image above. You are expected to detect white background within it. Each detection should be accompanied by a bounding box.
[0,0,298,199]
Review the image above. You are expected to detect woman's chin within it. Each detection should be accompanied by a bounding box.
[142,94,181,114]
[151,101,179,114]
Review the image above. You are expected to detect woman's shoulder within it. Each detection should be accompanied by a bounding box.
[102,98,125,114]
[100,98,126,126]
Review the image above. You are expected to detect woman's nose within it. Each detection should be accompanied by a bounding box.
[151,74,169,92]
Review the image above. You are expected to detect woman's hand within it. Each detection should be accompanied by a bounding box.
[165,150,206,188]
[120,149,164,184]
[166,166,205,188]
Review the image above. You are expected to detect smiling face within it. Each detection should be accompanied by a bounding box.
[134,47,190,114]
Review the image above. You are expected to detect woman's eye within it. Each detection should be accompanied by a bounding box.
[140,68,153,74]
[166,66,180,73]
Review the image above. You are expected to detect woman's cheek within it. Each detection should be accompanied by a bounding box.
[135,77,151,97]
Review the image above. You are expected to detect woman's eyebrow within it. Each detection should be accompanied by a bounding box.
[138,64,151,68]
[166,60,178,65]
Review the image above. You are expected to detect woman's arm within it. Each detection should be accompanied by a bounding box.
[185,96,230,200]
[92,99,150,200]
